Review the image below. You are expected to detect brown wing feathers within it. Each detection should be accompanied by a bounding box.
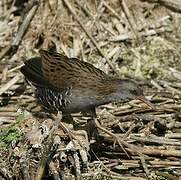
[21,49,109,91]
[39,49,109,87]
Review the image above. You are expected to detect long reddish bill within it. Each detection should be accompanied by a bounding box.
[136,96,155,110]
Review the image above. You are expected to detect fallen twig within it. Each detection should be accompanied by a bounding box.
[145,0,181,13]
[0,74,21,96]
[0,0,39,61]
[35,112,63,180]
[119,0,140,41]
[62,0,119,75]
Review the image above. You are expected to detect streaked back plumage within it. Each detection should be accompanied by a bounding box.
[20,49,145,113]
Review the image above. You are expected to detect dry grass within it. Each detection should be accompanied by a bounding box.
[0,0,181,179]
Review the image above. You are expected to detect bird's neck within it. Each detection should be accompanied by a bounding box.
[100,79,125,101]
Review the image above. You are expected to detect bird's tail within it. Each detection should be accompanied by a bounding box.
[20,57,49,87]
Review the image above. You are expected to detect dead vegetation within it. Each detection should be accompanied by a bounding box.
[0,0,181,179]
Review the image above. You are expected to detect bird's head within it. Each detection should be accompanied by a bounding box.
[110,79,155,109]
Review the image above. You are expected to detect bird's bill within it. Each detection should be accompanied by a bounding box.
[136,95,155,109]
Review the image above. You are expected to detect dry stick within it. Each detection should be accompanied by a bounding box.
[73,152,81,180]
[0,0,39,61]
[100,173,147,180]
[111,27,168,42]
[109,159,181,168]
[94,119,150,177]
[119,0,140,42]
[5,0,16,20]
[135,147,181,157]
[20,155,31,180]
[166,133,181,139]
[90,147,116,178]
[74,0,93,18]
[0,74,20,96]
[49,161,60,180]
[130,135,181,146]
[35,112,86,180]
[35,113,62,180]
[164,84,181,96]
[0,158,13,179]
[155,172,178,180]
[35,112,84,180]
[35,147,52,180]
[105,1,170,42]
[8,64,23,73]
[57,119,86,148]
[103,2,123,22]
[145,0,181,13]
[151,80,164,90]
[62,0,119,76]
[35,137,54,180]
[170,68,181,80]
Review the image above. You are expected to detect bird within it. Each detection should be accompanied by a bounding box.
[20,49,154,136]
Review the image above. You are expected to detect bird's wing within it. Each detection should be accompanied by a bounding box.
[39,49,109,89]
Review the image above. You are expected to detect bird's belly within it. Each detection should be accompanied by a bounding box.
[35,88,103,113]
[64,92,110,113]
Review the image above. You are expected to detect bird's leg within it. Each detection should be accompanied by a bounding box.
[55,112,88,148]
[57,112,89,150]
[86,110,130,157]
[94,118,130,157]
[82,110,132,157]
[61,112,75,125]
[85,108,99,140]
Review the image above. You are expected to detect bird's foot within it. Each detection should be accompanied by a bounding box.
[94,118,130,157]
[86,118,99,141]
